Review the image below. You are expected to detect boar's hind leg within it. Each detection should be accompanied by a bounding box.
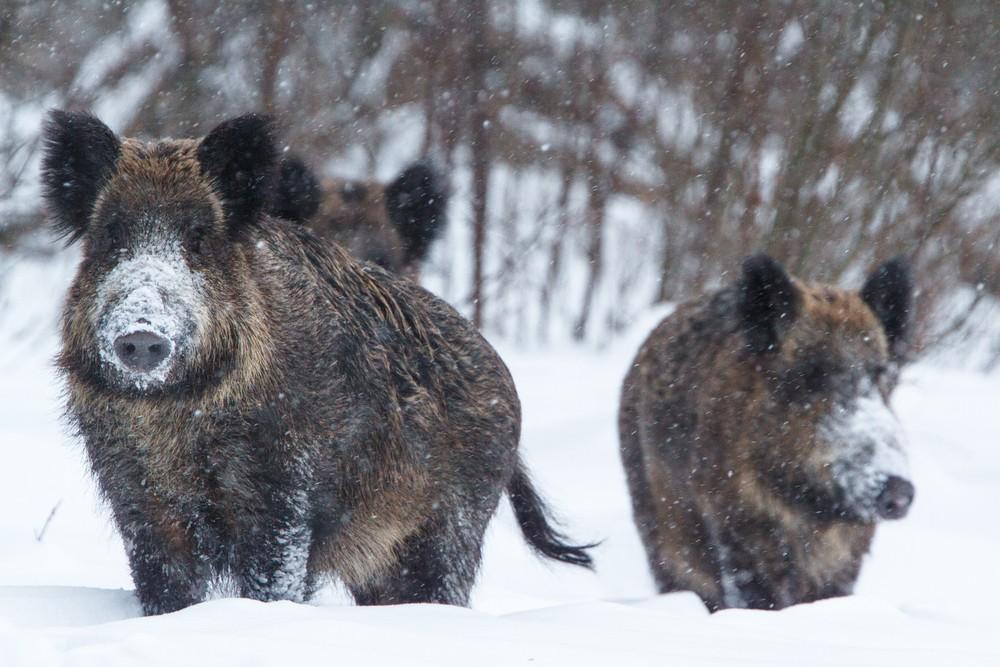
[349,519,482,607]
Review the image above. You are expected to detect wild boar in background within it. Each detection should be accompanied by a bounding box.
[271,155,447,279]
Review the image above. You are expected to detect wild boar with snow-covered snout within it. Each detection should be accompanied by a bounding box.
[41,111,592,616]
[619,255,914,611]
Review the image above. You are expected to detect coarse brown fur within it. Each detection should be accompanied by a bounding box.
[42,111,591,615]
[619,255,913,611]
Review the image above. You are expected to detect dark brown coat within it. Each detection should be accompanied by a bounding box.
[41,111,590,616]
[619,255,914,610]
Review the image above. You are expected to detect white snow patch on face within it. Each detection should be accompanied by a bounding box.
[818,380,910,521]
[93,242,207,388]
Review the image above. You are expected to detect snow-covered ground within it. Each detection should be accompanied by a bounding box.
[0,253,997,665]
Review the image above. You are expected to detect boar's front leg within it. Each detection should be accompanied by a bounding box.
[120,518,211,616]
[95,453,211,616]
[718,518,797,610]
[234,490,315,603]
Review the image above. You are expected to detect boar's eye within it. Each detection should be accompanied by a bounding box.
[792,359,836,395]
[94,221,125,255]
[187,227,208,256]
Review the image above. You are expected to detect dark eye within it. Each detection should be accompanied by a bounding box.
[801,362,830,393]
[98,222,125,254]
[188,229,207,255]
[790,360,832,395]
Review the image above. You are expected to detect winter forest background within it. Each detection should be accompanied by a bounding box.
[2,0,999,356]
[1,2,1000,664]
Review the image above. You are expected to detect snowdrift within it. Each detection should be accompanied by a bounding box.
[0,255,997,665]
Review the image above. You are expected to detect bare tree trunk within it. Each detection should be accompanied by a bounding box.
[259,3,291,115]
[537,165,574,341]
[691,5,759,287]
[468,0,491,328]
[573,159,608,341]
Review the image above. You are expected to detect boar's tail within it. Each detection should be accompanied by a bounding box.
[507,461,596,569]
[385,161,449,266]
[271,155,321,223]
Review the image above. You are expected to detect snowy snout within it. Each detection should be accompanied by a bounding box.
[93,249,205,388]
[98,283,185,384]
[822,385,913,522]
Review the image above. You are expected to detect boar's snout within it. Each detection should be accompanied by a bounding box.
[113,331,171,373]
[875,475,914,520]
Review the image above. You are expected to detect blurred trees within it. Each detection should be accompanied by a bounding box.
[1,0,998,350]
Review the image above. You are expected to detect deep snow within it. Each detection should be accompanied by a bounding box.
[0,253,998,665]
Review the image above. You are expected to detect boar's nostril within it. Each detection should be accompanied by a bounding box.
[113,331,171,373]
[875,475,914,520]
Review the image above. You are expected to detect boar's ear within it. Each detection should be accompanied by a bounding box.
[40,110,121,244]
[197,114,278,228]
[386,160,450,265]
[739,254,800,354]
[861,257,912,361]
[270,155,321,222]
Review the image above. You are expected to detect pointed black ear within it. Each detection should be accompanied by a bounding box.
[861,257,912,360]
[270,155,321,222]
[197,114,278,226]
[739,254,800,354]
[40,110,121,243]
[386,161,449,264]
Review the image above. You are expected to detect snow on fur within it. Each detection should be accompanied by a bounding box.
[820,380,909,520]
[93,241,207,388]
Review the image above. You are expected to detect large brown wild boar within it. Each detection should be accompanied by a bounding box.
[41,110,591,616]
